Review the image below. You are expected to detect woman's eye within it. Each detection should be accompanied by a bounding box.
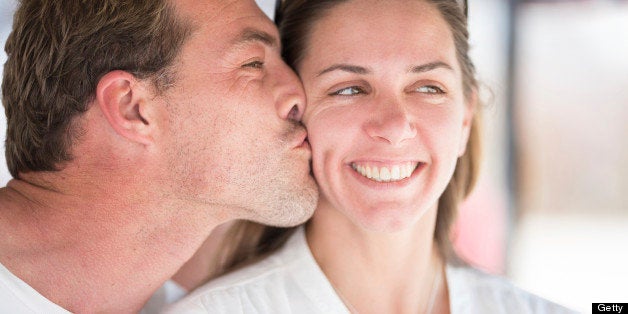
[330,86,364,96]
[242,60,264,69]
[416,85,444,94]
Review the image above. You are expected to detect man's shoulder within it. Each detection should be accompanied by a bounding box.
[447,265,576,314]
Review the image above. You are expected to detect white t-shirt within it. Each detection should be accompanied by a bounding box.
[167,227,576,314]
[0,261,187,314]
[0,262,70,313]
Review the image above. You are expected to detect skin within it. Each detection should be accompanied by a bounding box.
[170,222,234,292]
[162,0,318,227]
[0,0,316,312]
[298,0,475,313]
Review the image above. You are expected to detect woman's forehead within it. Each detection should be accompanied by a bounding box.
[301,0,457,72]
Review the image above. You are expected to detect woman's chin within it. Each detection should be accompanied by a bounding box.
[346,204,434,234]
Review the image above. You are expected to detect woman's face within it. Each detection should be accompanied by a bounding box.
[299,0,474,232]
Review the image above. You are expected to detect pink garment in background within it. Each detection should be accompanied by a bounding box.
[451,181,507,275]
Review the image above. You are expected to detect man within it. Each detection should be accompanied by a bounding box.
[0,0,317,312]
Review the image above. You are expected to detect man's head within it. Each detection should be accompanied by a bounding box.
[2,0,318,226]
[2,0,190,178]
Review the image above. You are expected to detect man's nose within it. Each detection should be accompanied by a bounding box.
[274,61,306,122]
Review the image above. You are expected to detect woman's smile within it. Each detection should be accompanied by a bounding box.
[351,161,419,183]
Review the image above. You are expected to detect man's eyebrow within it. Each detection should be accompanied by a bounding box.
[409,61,453,73]
[317,64,371,77]
[233,28,278,48]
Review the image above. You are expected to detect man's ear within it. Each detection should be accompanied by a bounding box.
[458,88,478,157]
[96,71,156,145]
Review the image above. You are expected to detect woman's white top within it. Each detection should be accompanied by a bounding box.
[141,279,188,314]
[166,227,575,314]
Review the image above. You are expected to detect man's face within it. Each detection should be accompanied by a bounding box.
[160,0,317,226]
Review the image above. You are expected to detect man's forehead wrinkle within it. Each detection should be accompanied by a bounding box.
[178,0,240,27]
[234,27,278,47]
[200,1,279,44]
[210,0,239,19]
[233,13,279,35]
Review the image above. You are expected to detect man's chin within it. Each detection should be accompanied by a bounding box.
[253,183,319,228]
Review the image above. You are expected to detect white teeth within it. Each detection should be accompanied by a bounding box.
[391,165,400,179]
[380,167,391,181]
[351,162,418,182]
[371,166,379,180]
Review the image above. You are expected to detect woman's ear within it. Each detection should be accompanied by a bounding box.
[95,70,156,145]
[458,88,477,157]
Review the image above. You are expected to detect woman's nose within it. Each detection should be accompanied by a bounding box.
[363,99,417,146]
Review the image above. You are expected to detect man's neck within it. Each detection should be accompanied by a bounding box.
[0,178,220,313]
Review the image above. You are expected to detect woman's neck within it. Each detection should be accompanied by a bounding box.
[305,200,449,314]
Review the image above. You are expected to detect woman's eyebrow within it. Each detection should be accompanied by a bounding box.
[316,61,453,77]
[317,64,371,77]
[408,61,453,73]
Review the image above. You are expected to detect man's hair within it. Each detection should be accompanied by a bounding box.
[2,0,191,178]
[208,0,483,279]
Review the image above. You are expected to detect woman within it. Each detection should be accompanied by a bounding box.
[168,0,573,313]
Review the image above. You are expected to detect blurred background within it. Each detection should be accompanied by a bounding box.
[1,0,626,312]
